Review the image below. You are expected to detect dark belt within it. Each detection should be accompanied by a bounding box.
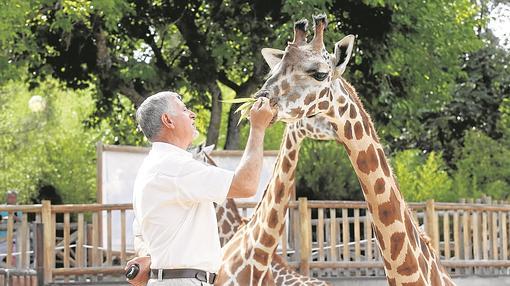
[150,268,216,284]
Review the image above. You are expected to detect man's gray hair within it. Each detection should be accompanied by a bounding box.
[136,91,180,141]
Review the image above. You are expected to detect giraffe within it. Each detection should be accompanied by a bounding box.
[197,141,331,286]
[216,114,337,285]
[254,14,456,286]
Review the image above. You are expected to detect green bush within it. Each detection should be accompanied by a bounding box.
[393,149,454,202]
[295,140,363,201]
[452,130,510,200]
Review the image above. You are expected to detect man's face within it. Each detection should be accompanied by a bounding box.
[169,95,198,146]
[6,194,16,205]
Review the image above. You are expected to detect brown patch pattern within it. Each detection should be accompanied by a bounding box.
[397,247,418,276]
[374,178,386,195]
[378,191,402,226]
[390,232,406,261]
[377,148,390,177]
[344,121,353,140]
[354,122,363,140]
[355,144,379,174]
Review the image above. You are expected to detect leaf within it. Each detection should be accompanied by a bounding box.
[219,98,257,104]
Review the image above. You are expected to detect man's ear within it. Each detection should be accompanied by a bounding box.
[332,35,355,78]
[161,113,174,129]
[261,48,285,70]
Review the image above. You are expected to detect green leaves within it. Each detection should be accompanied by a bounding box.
[220,97,257,125]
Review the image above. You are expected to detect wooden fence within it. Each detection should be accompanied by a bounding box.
[0,199,509,284]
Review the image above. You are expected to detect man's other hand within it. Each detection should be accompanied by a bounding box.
[125,255,151,286]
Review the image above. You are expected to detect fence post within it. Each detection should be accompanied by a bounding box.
[41,200,53,284]
[298,197,310,276]
[425,199,439,250]
[35,223,44,286]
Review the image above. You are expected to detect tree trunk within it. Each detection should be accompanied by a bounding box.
[206,83,222,146]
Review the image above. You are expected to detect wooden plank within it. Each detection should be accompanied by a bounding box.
[443,211,450,259]
[92,212,99,267]
[365,212,372,262]
[472,210,480,260]
[21,213,28,268]
[41,200,53,284]
[107,210,112,265]
[121,210,127,264]
[354,209,360,261]
[318,208,324,261]
[453,211,460,260]
[330,209,337,261]
[63,213,70,282]
[52,204,132,212]
[491,211,498,260]
[342,209,349,263]
[6,211,14,266]
[281,220,287,258]
[298,198,310,276]
[482,212,489,260]
[76,213,84,268]
[502,211,508,260]
[462,210,470,260]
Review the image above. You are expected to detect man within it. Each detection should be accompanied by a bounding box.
[128,91,273,285]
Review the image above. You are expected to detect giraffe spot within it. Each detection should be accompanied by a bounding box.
[390,232,406,261]
[356,144,379,174]
[268,208,278,228]
[374,178,385,195]
[328,89,333,101]
[384,258,392,271]
[267,191,273,204]
[286,136,292,149]
[418,254,428,280]
[319,88,329,98]
[305,104,317,117]
[354,122,363,140]
[253,248,270,265]
[350,104,357,119]
[226,211,235,222]
[272,85,280,96]
[377,148,391,177]
[430,261,442,285]
[282,157,291,173]
[289,107,304,118]
[388,278,396,286]
[318,100,329,110]
[216,207,224,220]
[397,246,419,276]
[404,210,417,248]
[331,123,339,131]
[378,191,402,226]
[375,228,386,250]
[281,80,290,93]
[288,150,296,161]
[261,230,276,248]
[304,92,316,105]
[361,112,371,136]
[344,121,353,140]
[222,221,232,234]
[274,179,285,204]
[287,92,301,102]
[338,104,349,117]
[337,95,346,104]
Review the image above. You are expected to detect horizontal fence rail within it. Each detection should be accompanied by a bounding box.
[0,199,509,283]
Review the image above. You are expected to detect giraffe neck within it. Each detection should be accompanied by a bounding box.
[322,78,454,286]
[247,124,303,252]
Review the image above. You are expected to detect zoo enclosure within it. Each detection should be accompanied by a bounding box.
[0,199,509,284]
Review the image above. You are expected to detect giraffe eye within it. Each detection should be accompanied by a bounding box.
[312,72,328,81]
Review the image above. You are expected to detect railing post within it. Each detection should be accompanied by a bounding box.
[298,197,310,276]
[35,223,44,286]
[426,199,439,250]
[41,200,53,284]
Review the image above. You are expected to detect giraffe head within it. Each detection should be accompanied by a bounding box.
[257,14,355,123]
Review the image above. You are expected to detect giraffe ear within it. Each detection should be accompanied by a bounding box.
[332,35,355,77]
[261,48,285,70]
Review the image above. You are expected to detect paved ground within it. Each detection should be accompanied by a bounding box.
[324,276,510,286]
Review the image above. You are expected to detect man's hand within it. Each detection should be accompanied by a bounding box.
[249,97,274,131]
[125,256,151,286]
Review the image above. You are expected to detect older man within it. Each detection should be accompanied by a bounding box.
[129,91,273,285]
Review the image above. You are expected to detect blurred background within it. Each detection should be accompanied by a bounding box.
[0,0,508,204]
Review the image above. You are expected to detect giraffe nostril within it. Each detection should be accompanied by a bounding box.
[254,89,270,99]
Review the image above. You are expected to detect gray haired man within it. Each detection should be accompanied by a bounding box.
[128,91,273,285]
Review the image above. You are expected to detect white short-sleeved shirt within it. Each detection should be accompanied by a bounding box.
[132,142,234,272]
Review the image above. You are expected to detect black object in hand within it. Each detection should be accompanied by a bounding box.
[125,264,140,280]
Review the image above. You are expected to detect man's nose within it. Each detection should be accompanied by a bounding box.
[190,111,196,119]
